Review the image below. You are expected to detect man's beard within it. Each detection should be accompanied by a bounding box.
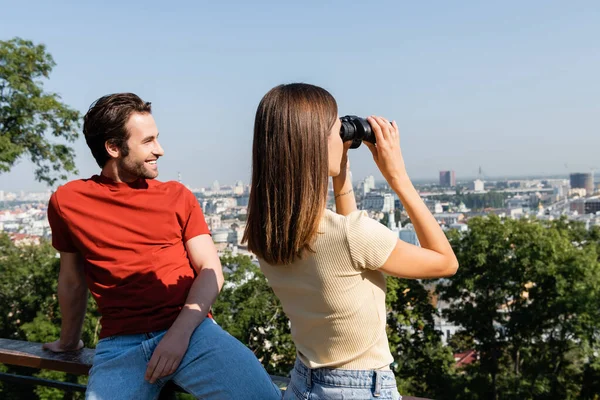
[117,156,158,180]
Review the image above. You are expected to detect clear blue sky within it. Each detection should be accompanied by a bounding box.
[1,0,598,191]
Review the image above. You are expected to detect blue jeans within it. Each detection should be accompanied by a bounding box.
[86,318,282,399]
[283,358,401,400]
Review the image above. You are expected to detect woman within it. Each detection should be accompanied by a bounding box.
[243,83,458,400]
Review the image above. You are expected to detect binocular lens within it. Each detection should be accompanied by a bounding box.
[339,115,376,149]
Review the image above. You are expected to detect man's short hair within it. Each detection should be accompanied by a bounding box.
[83,93,152,168]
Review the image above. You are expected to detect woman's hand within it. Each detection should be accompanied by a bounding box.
[364,116,409,188]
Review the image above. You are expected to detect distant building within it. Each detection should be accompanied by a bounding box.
[9,233,40,247]
[570,173,593,195]
[233,180,245,195]
[506,207,524,219]
[572,198,600,215]
[570,188,588,198]
[553,185,568,200]
[360,175,376,196]
[454,350,479,368]
[206,215,222,230]
[589,199,600,215]
[362,192,394,213]
[212,228,231,251]
[507,196,526,209]
[235,195,249,207]
[439,170,456,187]
[432,288,461,344]
[228,227,244,246]
[506,194,539,210]
[399,225,419,246]
[449,222,469,232]
[365,175,375,191]
[434,213,465,226]
[471,179,485,192]
[424,199,443,214]
[387,211,398,230]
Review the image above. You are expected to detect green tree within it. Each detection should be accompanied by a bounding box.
[212,253,296,376]
[448,331,475,354]
[0,234,59,341]
[0,37,80,186]
[438,216,600,400]
[385,277,456,399]
[0,234,99,399]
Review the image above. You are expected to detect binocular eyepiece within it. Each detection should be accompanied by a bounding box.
[339,115,376,149]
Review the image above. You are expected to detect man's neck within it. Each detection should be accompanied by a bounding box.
[101,162,138,183]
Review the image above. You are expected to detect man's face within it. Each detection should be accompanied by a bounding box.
[117,112,164,180]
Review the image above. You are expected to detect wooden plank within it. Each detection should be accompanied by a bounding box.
[0,339,430,399]
[0,339,93,375]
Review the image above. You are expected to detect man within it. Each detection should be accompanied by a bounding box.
[44,93,282,399]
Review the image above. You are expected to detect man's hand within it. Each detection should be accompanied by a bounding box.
[145,329,191,384]
[43,339,84,353]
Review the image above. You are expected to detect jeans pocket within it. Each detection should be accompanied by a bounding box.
[91,335,122,371]
[283,379,306,400]
[375,388,402,400]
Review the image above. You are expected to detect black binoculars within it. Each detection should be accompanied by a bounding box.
[339,115,376,149]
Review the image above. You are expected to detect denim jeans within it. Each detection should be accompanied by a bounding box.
[86,318,282,399]
[283,358,401,400]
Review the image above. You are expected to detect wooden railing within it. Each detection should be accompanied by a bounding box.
[0,338,431,399]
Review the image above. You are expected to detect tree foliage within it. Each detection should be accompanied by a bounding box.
[212,253,296,376]
[2,215,600,399]
[386,277,456,398]
[0,234,96,399]
[439,215,600,399]
[0,38,80,186]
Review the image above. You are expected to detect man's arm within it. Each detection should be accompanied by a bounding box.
[170,234,224,334]
[43,252,87,352]
[145,234,223,383]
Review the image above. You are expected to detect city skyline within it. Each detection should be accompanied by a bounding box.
[0,171,595,195]
[1,1,599,191]
[0,169,597,193]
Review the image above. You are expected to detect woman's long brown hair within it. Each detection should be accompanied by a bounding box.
[243,83,338,265]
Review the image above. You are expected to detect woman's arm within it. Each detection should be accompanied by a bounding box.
[365,116,458,278]
[333,143,357,216]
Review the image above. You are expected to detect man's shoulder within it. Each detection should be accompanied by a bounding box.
[52,177,100,199]
[152,180,194,196]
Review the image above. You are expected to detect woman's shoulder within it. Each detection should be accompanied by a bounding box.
[320,210,380,237]
[324,209,394,239]
[320,209,397,270]
[322,209,371,225]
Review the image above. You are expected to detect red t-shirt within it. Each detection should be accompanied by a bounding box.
[47,175,211,338]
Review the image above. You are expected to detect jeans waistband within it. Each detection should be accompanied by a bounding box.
[293,358,397,396]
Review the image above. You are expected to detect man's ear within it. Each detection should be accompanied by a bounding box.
[105,140,120,159]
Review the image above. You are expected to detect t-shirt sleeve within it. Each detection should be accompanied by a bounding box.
[47,191,78,253]
[346,210,398,270]
[181,188,211,242]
